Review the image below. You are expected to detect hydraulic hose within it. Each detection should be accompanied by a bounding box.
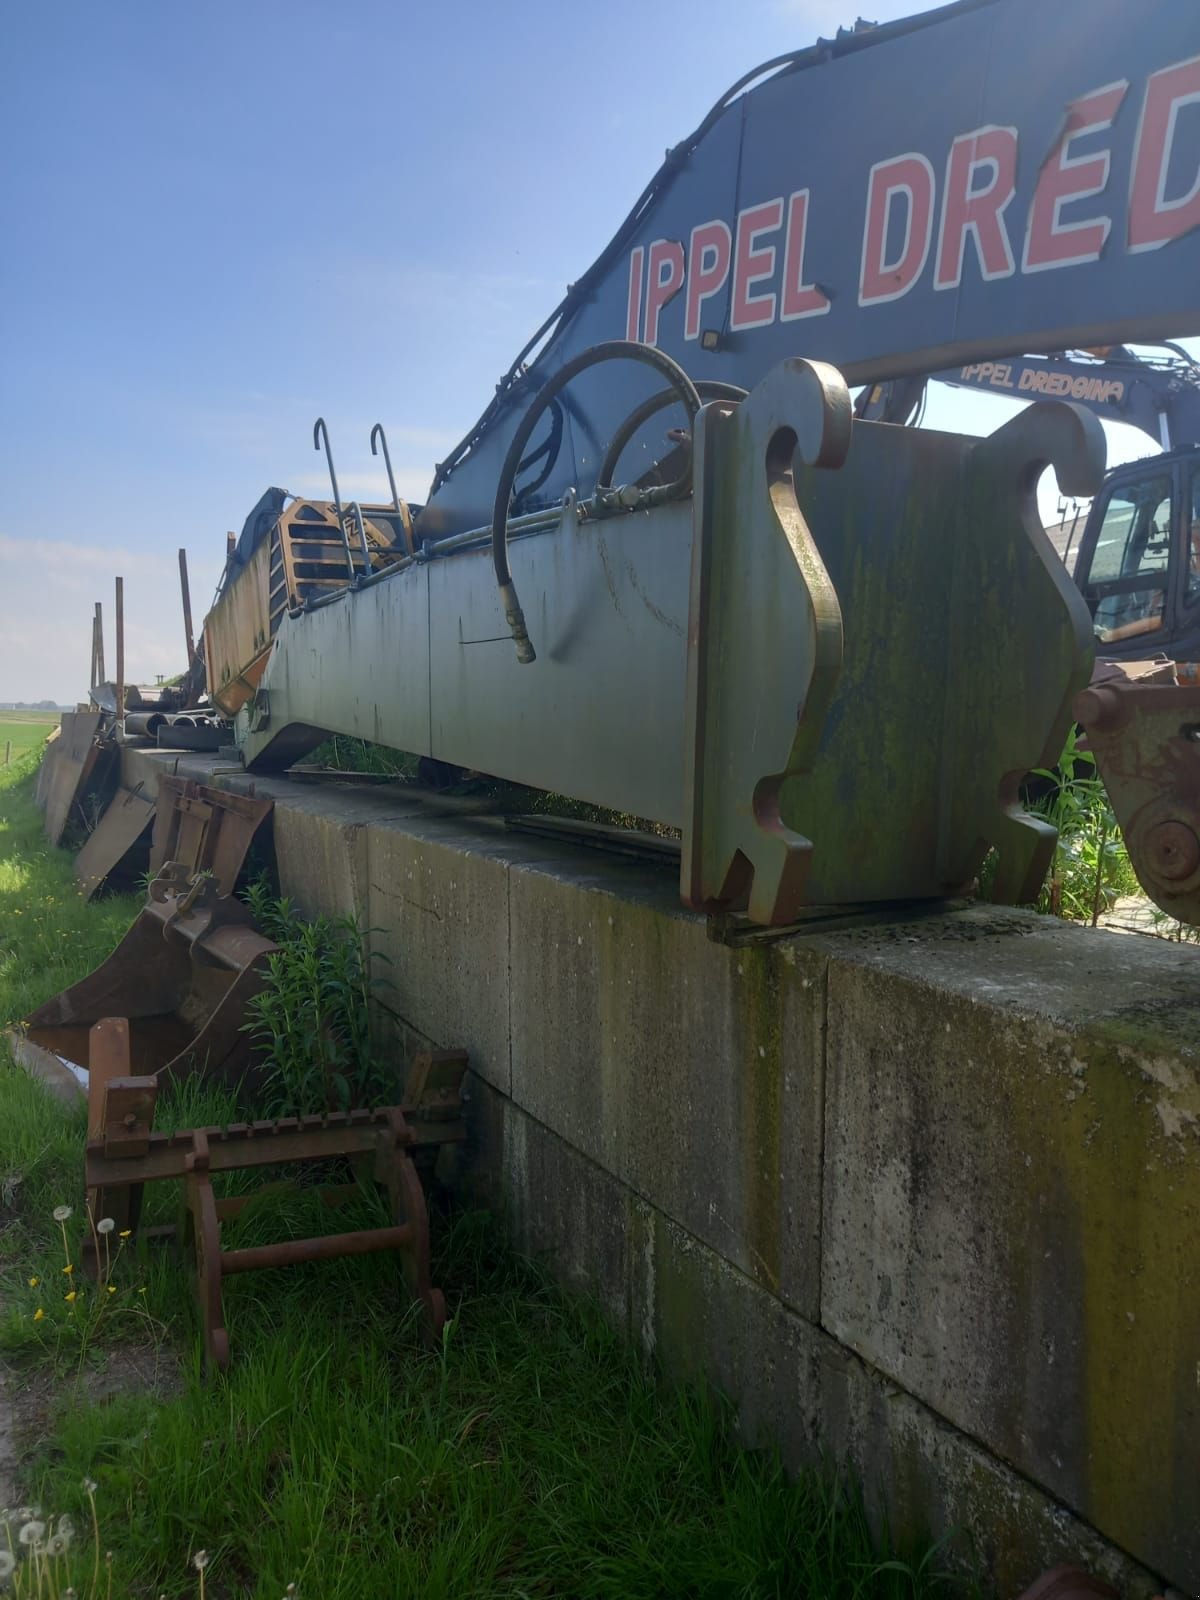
[597,380,747,492]
[491,340,702,664]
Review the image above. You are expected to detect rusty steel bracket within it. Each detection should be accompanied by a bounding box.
[84,1035,469,1374]
[682,358,849,925]
[1075,661,1200,924]
[148,775,273,894]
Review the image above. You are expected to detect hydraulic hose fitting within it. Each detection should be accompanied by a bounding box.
[500,582,537,664]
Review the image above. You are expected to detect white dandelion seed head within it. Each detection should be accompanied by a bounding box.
[0,1551,15,1579]
[55,1514,75,1543]
[46,1534,66,1557]
[18,1520,45,1546]
[80,1478,97,1497]
[96,1218,115,1235]
[192,1549,209,1571]
[52,1206,73,1223]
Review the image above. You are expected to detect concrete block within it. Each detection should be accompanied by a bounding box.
[507,854,827,1315]
[366,817,514,1094]
[472,1086,1160,1599]
[821,906,1200,1592]
[467,1075,634,1334]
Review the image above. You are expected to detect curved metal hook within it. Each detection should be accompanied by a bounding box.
[370,423,401,511]
[313,418,354,579]
[313,417,344,526]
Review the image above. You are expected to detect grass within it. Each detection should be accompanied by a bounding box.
[0,750,973,1599]
[0,712,59,769]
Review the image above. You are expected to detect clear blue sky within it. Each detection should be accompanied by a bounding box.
[0,0,1193,702]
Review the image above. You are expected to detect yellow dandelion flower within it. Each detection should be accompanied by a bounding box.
[62,1263,74,1275]
[28,1276,39,1288]
[65,1290,77,1303]
[119,1229,132,1239]
[33,1308,45,1322]
[106,1285,116,1296]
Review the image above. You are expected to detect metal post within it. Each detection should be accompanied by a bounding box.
[90,612,99,692]
[115,576,125,735]
[178,548,196,672]
[94,602,106,685]
[3,741,11,767]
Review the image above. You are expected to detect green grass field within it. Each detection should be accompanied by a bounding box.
[0,708,60,766]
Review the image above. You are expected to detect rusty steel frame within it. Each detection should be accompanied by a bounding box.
[84,1031,468,1373]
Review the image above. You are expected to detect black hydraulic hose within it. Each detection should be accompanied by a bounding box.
[597,380,748,491]
[512,399,565,511]
[491,340,702,664]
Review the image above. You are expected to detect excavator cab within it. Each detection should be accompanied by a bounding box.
[1073,447,1200,665]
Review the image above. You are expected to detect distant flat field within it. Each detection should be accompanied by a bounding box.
[0,709,60,761]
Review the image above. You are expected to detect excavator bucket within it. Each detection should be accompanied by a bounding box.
[148,776,273,892]
[23,864,277,1086]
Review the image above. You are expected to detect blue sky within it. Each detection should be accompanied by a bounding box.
[0,0,1193,702]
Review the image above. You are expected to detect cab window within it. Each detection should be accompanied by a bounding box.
[1188,467,1200,605]
[1082,475,1172,643]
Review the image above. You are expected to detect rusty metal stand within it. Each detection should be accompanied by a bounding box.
[83,1019,468,1374]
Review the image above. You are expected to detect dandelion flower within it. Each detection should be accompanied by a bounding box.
[119,1229,132,1239]
[56,1514,75,1543]
[193,1550,210,1571]
[47,1533,67,1556]
[0,1551,14,1580]
[27,1276,39,1288]
[33,1308,45,1322]
[81,1478,97,1497]
[96,1218,115,1235]
[65,1290,77,1303]
[52,1206,72,1223]
[107,1285,116,1295]
[61,1263,74,1275]
[18,1519,45,1545]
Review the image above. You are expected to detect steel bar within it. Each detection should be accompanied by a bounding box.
[86,1114,465,1184]
[115,575,125,729]
[220,1223,415,1275]
[178,548,196,672]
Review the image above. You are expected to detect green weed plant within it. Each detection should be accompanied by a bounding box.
[240,882,394,1116]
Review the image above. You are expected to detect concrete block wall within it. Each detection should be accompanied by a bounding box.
[124,750,1200,1595]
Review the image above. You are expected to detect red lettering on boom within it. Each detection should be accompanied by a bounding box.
[859,153,935,305]
[625,247,644,342]
[684,220,732,341]
[731,199,784,331]
[780,190,830,320]
[934,125,1017,288]
[1130,54,1200,252]
[1023,81,1127,272]
[643,239,685,346]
